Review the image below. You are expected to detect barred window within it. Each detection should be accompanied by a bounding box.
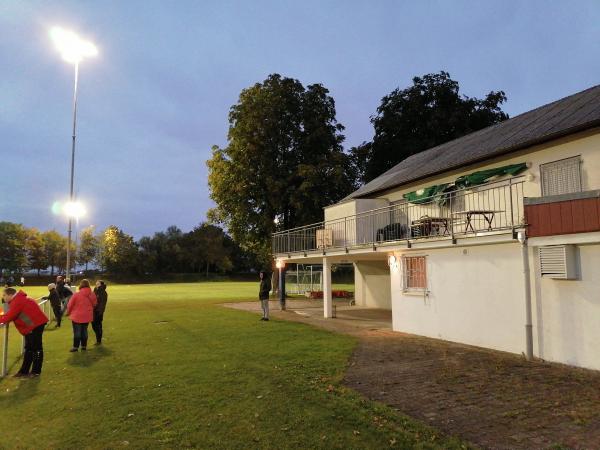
[540,156,582,196]
[403,256,427,291]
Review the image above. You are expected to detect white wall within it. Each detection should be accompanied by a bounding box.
[533,243,600,370]
[390,243,526,354]
[354,261,392,309]
[324,199,389,247]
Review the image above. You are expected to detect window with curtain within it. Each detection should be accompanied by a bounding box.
[540,156,582,196]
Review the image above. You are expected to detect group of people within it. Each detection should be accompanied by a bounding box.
[0,276,108,378]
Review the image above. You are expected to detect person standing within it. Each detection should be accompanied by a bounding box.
[66,279,97,352]
[91,280,108,345]
[1,288,49,377]
[56,275,73,311]
[258,271,271,321]
[43,283,63,327]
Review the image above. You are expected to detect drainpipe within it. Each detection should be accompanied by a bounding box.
[517,230,533,360]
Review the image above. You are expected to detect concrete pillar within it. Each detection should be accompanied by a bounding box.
[323,257,333,318]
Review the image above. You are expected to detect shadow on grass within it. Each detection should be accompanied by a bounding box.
[0,376,41,404]
[67,345,114,368]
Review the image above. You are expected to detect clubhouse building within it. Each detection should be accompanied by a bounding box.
[273,84,600,371]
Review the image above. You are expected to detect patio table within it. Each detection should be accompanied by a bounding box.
[410,217,451,237]
[452,210,504,232]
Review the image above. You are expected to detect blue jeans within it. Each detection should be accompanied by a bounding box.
[72,322,89,349]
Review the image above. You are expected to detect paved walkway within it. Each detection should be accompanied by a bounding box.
[222,299,393,334]
[223,300,600,449]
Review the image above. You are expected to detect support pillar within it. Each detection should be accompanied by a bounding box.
[323,257,333,318]
[278,265,286,311]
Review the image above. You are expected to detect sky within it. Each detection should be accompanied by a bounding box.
[1,0,599,238]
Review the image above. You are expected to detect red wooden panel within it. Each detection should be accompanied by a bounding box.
[582,198,599,232]
[549,202,563,235]
[527,197,600,237]
[525,205,539,236]
[538,204,553,236]
[559,201,574,234]
[571,200,586,233]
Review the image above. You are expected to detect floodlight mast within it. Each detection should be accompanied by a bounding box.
[50,27,97,280]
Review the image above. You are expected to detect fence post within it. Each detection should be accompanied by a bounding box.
[371,213,376,248]
[509,178,515,231]
[344,218,347,251]
[449,193,456,244]
[1,325,8,377]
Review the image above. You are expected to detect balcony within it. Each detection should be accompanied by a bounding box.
[525,190,600,238]
[273,178,525,256]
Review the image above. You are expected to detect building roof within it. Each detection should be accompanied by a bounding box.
[346,84,600,200]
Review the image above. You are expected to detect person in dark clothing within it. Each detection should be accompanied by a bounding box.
[258,271,271,321]
[92,280,108,345]
[56,276,73,312]
[42,283,63,327]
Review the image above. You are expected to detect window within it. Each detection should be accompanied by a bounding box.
[402,256,427,291]
[540,156,582,196]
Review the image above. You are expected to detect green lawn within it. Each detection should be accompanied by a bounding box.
[1,282,465,449]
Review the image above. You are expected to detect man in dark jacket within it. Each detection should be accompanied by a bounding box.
[92,280,108,345]
[258,271,271,321]
[56,276,73,312]
[42,283,63,327]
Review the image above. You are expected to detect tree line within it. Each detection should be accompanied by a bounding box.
[207,71,509,266]
[0,221,253,277]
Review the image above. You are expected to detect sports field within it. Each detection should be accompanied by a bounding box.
[0,282,464,449]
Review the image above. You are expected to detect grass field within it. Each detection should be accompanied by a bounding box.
[0,282,465,449]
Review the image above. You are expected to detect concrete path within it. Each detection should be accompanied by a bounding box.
[223,299,392,335]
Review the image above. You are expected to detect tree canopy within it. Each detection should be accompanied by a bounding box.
[351,71,509,183]
[207,73,356,266]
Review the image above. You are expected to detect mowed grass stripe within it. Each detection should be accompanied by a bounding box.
[0,283,466,449]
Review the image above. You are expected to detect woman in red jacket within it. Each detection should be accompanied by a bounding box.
[66,279,97,352]
[1,288,49,377]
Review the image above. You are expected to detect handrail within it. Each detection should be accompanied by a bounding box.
[273,176,526,236]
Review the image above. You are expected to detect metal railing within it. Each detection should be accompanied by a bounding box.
[1,297,54,378]
[273,177,526,255]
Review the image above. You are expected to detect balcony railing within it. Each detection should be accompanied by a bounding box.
[273,177,525,255]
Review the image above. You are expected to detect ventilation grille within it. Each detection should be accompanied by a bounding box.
[539,245,577,279]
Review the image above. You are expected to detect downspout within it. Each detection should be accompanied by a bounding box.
[517,230,534,360]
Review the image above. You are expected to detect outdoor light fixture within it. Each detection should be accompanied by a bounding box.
[63,201,86,219]
[388,254,399,270]
[275,259,285,269]
[50,26,98,64]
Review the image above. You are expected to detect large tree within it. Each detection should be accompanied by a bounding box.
[41,230,65,276]
[99,226,139,275]
[352,71,509,183]
[78,226,99,271]
[25,228,47,275]
[0,222,27,274]
[183,223,233,276]
[207,74,356,265]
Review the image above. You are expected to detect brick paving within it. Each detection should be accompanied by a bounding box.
[345,333,600,449]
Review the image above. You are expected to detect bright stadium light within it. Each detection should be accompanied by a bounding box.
[63,201,86,219]
[50,26,98,64]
